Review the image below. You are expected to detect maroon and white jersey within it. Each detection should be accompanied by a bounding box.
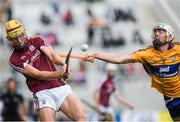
[97,76,116,107]
[9,36,65,94]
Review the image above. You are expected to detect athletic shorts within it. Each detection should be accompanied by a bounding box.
[33,85,73,112]
[99,105,115,119]
[164,96,180,118]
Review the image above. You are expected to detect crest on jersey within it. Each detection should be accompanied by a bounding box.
[171,56,176,62]
[29,45,35,51]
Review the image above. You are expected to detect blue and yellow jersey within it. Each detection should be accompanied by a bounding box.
[131,43,180,98]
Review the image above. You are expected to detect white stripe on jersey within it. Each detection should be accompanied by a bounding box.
[8,50,24,73]
[32,35,49,46]
[9,60,24,73]
[97,76,108,90]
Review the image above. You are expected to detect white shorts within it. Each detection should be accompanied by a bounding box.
[33,85,73,112]
[99,105,115,118]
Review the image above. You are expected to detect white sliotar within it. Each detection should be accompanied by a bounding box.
[81,44,88,52]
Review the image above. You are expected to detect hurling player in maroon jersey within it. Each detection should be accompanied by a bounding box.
[93,64,134,121]
[5,19,87,121]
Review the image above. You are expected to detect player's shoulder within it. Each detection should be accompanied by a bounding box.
[173,42,180,46]
[9,50,17,61]
[135,45,153,52]
[146,45,154,49]
[30,35,48,44]
[9,50,22,64]
[171,42,180,50]
[30,35,44,41]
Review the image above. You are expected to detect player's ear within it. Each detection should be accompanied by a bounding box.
[6,36,9,40]
[166,34,174,42]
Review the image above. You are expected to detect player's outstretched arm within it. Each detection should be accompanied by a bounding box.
[23,63,68,80]
[115,94,134,110]
[58,53,85,60]
[85,52,134,64]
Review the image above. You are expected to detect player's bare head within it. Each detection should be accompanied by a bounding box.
[151,23,174,48]
[6,78,17,94]
[5,19,27,50]
[106,64,117,78]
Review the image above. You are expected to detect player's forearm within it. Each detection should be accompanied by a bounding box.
[93,91,100,111]
[23,64,65,80]
[94,52,132,64]
[25,70,62,81]
[37,71,63,80]
[116,95,134,110]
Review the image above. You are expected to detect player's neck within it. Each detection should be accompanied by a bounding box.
[159,44,169,52]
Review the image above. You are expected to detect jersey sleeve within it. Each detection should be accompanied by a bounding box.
[34,35,50,50]
[131,49,147,64]
[9,58,26,74]
[96,76,107,90]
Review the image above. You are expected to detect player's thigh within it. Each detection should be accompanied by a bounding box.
[60,94,87,120]
[37,107,56,121]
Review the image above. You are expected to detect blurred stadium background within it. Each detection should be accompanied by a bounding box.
[0,0,180,121]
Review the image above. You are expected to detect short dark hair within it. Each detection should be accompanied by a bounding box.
[6,78,17,84]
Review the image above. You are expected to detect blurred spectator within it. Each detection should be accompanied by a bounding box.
[107,8,136,23]
[40,12,52,25]
[85,0,103,2]
[36,32,59,47]
[132,29,145,45]
[101,24,125,48]
[0,100,3,121]
[87,7,93,18]
[127,63,136,75]
[1,0,13,21]
[125,8,136,22]
[0,9,3,24]
[87,15,105,46]
[87,21,94,46]
[63,9,74,26]
[73,61,87,85]
[0,89,3,121]
[93,64,134,121]
[49,0,60,15]
[114,8,124,22]
[0,36,4,45]
[28,99,38,121]
[1,78,27,121]
[101,25,112,48]
[0,17,4,45]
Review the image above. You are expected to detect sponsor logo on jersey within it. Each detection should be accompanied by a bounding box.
[31,50,40,63]
[159,66,170,73]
